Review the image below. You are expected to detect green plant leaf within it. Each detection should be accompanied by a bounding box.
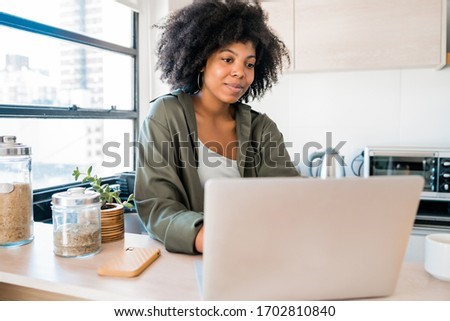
[72,167,80,180]
[72,165,134,208]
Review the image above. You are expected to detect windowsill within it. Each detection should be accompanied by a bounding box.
[32,171,136,222]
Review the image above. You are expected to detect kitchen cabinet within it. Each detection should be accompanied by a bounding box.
[260,0,296,71]
[169,0,191,11]
[166,0,446,72]
[294,0,447,71]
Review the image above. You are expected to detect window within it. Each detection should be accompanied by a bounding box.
[0,0,138,190]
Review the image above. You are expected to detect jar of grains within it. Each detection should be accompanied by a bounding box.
[0,136,34,247]
[51,187,101,257]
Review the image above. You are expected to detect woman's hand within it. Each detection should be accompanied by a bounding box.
[195,226,204,253]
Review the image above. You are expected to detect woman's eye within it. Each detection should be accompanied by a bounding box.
[246,63,255,68]
[222,57,233,63]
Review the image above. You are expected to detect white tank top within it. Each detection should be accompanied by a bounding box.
[197,140,240,188]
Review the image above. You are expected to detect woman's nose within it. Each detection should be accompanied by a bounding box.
[231,64,244,78]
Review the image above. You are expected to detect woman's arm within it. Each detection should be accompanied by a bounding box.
[135,115,203,254]
[195,226,204,253]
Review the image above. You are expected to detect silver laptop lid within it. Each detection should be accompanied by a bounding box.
[203,176,424,300]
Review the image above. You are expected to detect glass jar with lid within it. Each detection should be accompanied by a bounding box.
[52,187,101,257]
[0,136,33,247]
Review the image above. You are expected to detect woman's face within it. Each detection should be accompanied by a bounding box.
[201,41,256,105]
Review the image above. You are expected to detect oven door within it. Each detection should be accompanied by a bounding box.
[365,150,438,193]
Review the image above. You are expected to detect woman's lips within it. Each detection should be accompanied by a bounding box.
[225,83,244,94]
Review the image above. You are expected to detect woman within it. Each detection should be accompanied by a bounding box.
[135,0,299,255]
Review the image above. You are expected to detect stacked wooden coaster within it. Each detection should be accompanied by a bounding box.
[100,204,124,243]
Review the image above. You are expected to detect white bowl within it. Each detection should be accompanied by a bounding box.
[424,233,450,282]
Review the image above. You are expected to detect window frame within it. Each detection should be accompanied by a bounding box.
[0,12,139,120]
[0,10,139,193]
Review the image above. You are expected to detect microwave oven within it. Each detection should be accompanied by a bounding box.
[363,146,450,201]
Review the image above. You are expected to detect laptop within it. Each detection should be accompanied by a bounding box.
[202,176,424,300]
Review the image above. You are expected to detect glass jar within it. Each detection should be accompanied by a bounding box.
[51,187,101,257]
[0,136,33,247]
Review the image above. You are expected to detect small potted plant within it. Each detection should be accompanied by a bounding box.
[72,166,134,210]
[72,166,134,242]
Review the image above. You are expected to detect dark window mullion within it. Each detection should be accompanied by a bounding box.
[132,11,140,172]
[0,12,136,57]
[0,105,138,119]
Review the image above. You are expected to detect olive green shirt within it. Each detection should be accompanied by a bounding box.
[135,90,299,254]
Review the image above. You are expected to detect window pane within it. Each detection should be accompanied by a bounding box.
[1,0,133,48]
[0,118,135,189]
[0,26,134,110]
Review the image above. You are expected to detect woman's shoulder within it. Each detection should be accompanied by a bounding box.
[241,103,276,127]
[145,91,196,131]
[147,90,186,119]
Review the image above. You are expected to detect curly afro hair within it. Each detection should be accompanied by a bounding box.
[154,0,290,102]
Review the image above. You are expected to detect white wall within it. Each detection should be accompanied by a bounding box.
[140,0,172,123]
[251,67,450,176]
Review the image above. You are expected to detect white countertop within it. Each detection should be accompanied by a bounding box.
[1,223,450,301]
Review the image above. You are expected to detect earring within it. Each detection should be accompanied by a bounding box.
[197,72,202,91]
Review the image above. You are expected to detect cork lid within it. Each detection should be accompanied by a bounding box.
[0,136,31,156]
[52,187,101,206]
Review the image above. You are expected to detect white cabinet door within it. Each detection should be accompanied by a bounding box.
[169,0,191,12]
[294,0,447,72]
[260,0,295,71]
